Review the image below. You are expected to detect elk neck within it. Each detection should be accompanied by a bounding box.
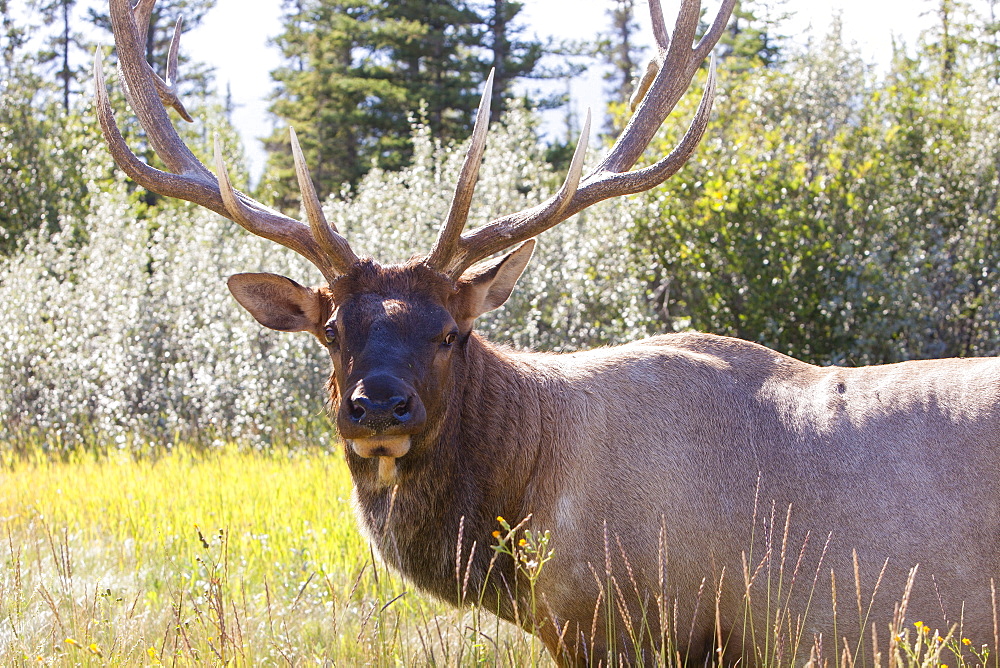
[341,330,565,619]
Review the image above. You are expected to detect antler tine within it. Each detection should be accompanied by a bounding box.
[95,46,230,207]
[128,0,193,122]
[290,127,359,275]
[599,0,726,175]
[215,135,343,283]
[441,110,590,277]
[441,0,735,278]
[165,16,183,87]
[694,0,738,61]
[110,0,200,173]
[97,0,359,283]
[582,54,718,202]
[426,69,495,273]
[551,109,591,219]
[648,0,671,53]
[132,0,154,52]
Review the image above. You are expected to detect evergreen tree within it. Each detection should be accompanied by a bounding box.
[0,1,93,254]
[983,0,1000,82]
[262,0,385,210]
[32,0,89,111]
[483,0,542,123]
[603,0,640,103]
[377,0,484,147]
[600,0,641,133]
[265,0,548,207]
[716,0,788,69]
[921,0,977,86]
[0,0,29,75]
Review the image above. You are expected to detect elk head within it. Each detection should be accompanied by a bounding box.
[95,0,736,483]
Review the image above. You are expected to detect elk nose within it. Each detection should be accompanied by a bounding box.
[348,392,412,430]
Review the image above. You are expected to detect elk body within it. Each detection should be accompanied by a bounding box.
[96,0,1000,664]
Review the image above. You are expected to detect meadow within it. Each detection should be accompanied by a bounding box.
[0,438,548,665]
[2,437,997,667]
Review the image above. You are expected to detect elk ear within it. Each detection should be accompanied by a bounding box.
[452,240,535,330]
[227,272,328,333]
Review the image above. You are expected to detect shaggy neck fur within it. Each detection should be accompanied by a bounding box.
[340,331,559,622]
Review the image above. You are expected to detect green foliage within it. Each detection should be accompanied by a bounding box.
[628,15,1000,364]
[31,0,90,111]
[600,0,641,135]
[717,0,789,69]
[0,6,97,255]
[840,28,1000,361]
[0,0,220,254]
[379,0,483,141]
[483,0,542,124]
[5,0,1000,443]
[262,0,385,208]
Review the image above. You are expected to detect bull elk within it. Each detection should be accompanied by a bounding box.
[95,0,1000,664]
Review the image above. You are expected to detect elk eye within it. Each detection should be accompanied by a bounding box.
[442,331,458,347]
[324,325,337,345]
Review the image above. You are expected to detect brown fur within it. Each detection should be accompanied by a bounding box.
[230,258,1000,666]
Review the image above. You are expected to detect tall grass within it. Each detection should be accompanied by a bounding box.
[2,440,996,666]
[0,440,542,665]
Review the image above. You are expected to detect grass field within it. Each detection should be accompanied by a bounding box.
[0,441,545,666]
[2,440,994,667]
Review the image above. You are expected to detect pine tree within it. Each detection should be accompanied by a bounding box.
[32,0,88,111]
[265,0,541,207]
[0,0,29,76]
[377,0,484,146]
[603,0,640,103]
[716,0,788,69]
[1,0,93,254]
[483,0,542,123]
[263,0,385,210]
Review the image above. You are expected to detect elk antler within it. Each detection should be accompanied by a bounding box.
[94,0,358,284]
[426,0,736,278]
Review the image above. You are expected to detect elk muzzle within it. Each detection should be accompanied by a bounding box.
[338,373,426,448]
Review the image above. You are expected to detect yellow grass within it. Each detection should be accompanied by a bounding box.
[1,441,993,667]
[0,443,542,665]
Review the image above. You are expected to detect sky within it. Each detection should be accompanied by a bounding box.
[136,0,941,180]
